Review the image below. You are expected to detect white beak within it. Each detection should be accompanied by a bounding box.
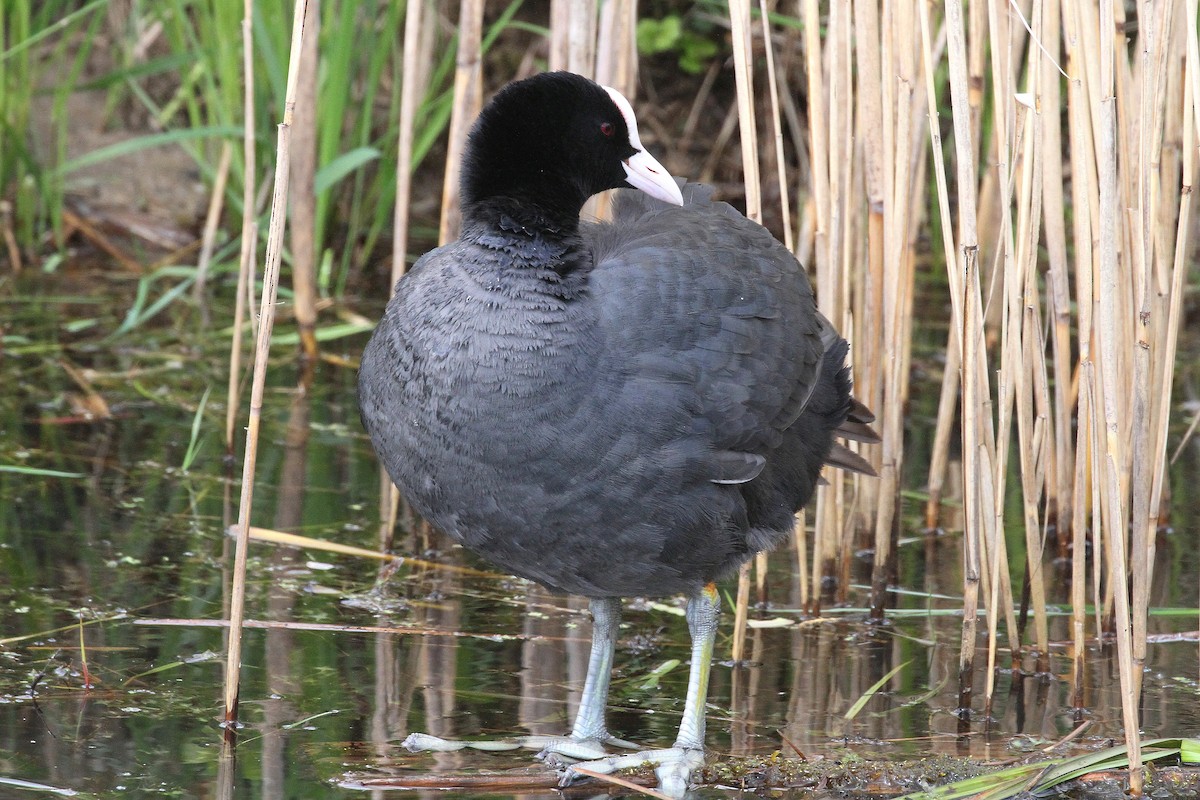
[622,150,684,206]
[602,84,685,207]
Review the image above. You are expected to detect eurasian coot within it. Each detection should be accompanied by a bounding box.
[358,70,875,796]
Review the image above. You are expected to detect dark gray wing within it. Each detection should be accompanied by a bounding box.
[585,183,827,475]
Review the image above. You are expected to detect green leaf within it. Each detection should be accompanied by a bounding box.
[894,762,1047,799]
[56,126,244,175]
[679,35,719,74]
[268,321,375,346]
[181,386,211,473]
[637,16,683,54]
[637,659,680,690]
[314,147,381,194]
[0,465,85,478]
[844,659,911,720]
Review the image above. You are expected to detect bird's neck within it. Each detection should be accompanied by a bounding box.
[460,196,591,275]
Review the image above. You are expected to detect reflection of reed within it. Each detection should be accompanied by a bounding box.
[260,379,309,800]
[416,523,464,774]
[216,745,235,800]
[518,585,569,736]
[729,624,777,758]
[784,626,835,747]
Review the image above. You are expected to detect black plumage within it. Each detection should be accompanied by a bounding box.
[357,70,874,793]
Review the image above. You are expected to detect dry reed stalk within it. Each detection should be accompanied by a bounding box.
[548,0,569,70]
[1129,0,1179,717]
[727,0,758,663]
[731,560,751,664]
[758,0,791,252]
[921,10,960,537]
[566,0,596,76]
[1192,0,1200,137]
[1015,2,1052,664]
[1040,0,1074,559]
[223,0,309,725]
[868,0,923,620]
[828,0,857,606]
[754,551,768,605]
[854,0,883,618]
[801,0,830,614]
[392,0,426,287]
[1062,0,1101,695]
[1179,0,1199,681]
[847,5,875,573]
[923,340,958,531]
[225,2,258,453]
[727,0,760,224]
[381,0,431,552]
[980,0,1023,710]
[1091,0,1142,786]
[942,0,990,724]
[1070,396,1089,709]
[438,0,484,244]
[588,0,629,224]
[793,510,808,610]
[193,141,232,311]
[917,14,959,541]
[916,0,968,570]
[290,0,320,361]
[595,0,637,97]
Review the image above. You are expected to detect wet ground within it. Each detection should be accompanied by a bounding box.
[2,273,1200,799]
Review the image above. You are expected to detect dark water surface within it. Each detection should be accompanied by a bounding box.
[2,292,1200,799]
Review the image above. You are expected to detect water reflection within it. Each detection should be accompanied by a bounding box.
[1,361,1199,799]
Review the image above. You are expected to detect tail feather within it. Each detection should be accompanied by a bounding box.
[836,418,880,444]
[847,397,876,425]
[826,442,877,477]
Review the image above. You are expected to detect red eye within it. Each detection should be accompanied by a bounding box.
[600,121,615,137]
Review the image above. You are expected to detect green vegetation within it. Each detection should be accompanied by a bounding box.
[1,0,467,295]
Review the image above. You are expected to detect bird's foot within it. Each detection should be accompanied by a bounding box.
[534,733,639,761]
[402,732,524,753]
[556,745,704,798]
[401,731,636,761]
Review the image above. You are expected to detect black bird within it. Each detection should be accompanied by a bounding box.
[358,71,875,795]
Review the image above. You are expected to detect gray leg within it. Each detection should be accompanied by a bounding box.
[407,597,633,761]
[559,585,720,798]
[569,597,622,740]
[673,586,720,750]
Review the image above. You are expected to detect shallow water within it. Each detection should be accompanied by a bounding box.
[2,288,1200,799]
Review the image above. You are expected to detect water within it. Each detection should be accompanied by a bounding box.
[2,288,1199,799]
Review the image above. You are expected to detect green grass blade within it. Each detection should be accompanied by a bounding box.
[314,146,381,193]
[181,386,211,473]
[894,762,1049,799]
[0,0,108,62]
[1036,738,1181,787]
[844,660,911,720]
[56,126,244,175]
[0,465,86,478]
